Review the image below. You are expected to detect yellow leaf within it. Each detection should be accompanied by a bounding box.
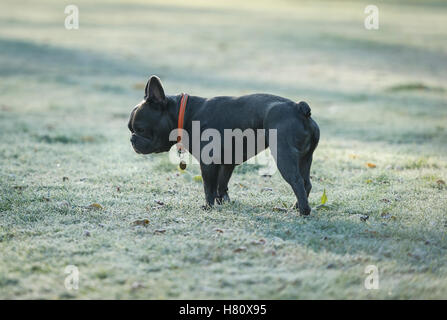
[193,175,203,182]
[366,179,373,184]
[349,154,358,159]
[88,203,103,210]
[366,162,377,168]
[321,189,327,205]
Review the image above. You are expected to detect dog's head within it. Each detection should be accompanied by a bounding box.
[128,76,175,154]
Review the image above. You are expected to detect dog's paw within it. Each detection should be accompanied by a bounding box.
[300,207,311,216]
[295,201,311,216]
[216,193,230,205]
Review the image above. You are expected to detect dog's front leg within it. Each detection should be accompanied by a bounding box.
[216,164,235,204]
[200,163,219,207]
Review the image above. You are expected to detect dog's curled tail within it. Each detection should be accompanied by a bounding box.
[298,101,311,118]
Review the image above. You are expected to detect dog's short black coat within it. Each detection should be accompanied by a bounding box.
[129,76,320,215]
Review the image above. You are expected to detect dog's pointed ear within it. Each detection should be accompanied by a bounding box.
[144,76,166,103]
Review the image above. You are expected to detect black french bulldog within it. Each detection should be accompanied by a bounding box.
[128,76,320,215]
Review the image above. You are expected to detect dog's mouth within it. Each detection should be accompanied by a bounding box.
[131,134,170,155]
[131,140,162,155]
[131,142,151,154]
[132,144,142,154]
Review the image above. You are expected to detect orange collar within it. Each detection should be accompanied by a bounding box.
[177,93,189,151]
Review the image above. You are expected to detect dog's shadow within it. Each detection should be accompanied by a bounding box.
[212,199,445,271]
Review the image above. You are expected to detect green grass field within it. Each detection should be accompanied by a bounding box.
[1,0,447,299]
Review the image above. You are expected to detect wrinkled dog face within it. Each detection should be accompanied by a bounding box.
[128,76,174,154]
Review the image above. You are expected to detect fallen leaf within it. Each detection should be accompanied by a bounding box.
[262,187,273,192]
[273,207,287,212]
[321,189,328,205]
[349,154,358,159]
[154,200,164,206]
[214,228,224,233]
[84,230,91,237]
[88,203,103,210]
[62,176,69,182]
[131,219,149,226]
[154,228,166,234]
[365,179,373,184]
[193,175,203,183]
[381,198,391,203]
[233,246,247,253]
[366,163,377,168]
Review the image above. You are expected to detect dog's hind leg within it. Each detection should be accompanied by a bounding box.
[275,150,311,215]
[269,123,312,216]
[216,164,235,204]
[300,123,319,198]
[299,152,313,198]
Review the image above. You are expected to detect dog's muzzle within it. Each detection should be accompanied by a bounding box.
[130,134,141,153]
